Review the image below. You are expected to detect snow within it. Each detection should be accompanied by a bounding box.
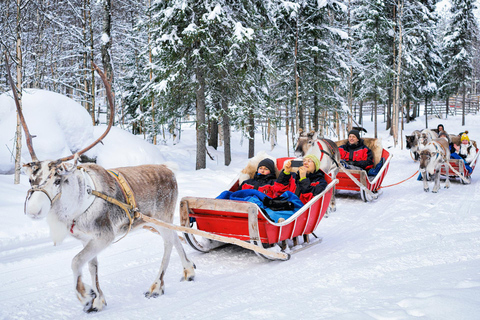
[1,90,480,319]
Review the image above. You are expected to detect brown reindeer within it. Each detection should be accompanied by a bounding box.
[5,55,195,313]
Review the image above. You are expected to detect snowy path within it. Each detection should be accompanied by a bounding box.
[1,115,480,319]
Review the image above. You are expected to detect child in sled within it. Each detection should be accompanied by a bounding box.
[451,132,477,173]
[238,158,277,197]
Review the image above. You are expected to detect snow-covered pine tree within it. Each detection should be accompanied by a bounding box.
[146,1,269,168]
[353,0,395,138]
[442,0,479,126]
[402,0,442,128]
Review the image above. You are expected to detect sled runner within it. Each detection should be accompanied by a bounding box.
[179,157,338,261]
[441,147,479,184]
[334,138,392,202]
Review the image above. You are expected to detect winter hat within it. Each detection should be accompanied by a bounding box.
[348,129,361,141]
[304,154,321,172]
[257,158,276,174]
[461,132,470,142]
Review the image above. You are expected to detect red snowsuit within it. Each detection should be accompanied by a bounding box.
[239,173,276,198]
[339,139,374,170]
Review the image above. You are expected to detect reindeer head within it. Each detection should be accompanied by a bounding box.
[405,135,416,149]
[294,130,317,157]
[23,160,76,218]
[5,53,114,219]
[419,143,442,175]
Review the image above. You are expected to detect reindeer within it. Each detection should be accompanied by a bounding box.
[294,130,340,212]
[5,56,195,313]
[418,129,438,151]
[419,137,451,193]
[406,130,421,160]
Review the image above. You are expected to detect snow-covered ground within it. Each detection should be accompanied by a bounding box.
[1,93,479,319]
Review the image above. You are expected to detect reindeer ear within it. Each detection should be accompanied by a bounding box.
[23,162,37,176]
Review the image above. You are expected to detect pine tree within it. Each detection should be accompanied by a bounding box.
[442,0,479,126]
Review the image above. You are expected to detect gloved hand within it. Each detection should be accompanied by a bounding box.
[340,160,350,169]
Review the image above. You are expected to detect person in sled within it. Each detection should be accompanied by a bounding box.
[274,154,328,205]
[451,132,477,173]
[238,158,277,197]
[339,129,374,172]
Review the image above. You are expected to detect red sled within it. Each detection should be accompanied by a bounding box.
[440,147,479,184]
[334,138,392,202]
[179,157,338,261]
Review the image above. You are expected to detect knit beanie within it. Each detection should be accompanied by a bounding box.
[461,133,470,142]
[348,129,361,141]
[257,158,276,174]
[304,154,321,172]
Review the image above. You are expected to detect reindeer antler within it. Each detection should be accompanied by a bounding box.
[5,52,39,162]
[58,62,115,162]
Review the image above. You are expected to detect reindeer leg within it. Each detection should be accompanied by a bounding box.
[88,257,106,311]
[444,163,451,189]
[172,229,196,282]
[145,226,174,298]
[72,238,111,312]
[421,171,429,192]
[432,170,441,193]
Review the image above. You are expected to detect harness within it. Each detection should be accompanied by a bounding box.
[316,140,340,167]
[24,169,61,214]
[89,169,140,242]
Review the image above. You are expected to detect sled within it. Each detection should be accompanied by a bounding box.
[334,138,392,202]
[440,147,479,184]
[179,157,338,261]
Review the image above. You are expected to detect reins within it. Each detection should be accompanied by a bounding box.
[379,170,419,189]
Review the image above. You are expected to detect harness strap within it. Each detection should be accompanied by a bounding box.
[107,170,138,209]
[89,170,140,243]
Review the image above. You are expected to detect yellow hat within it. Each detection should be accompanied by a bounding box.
[461,133,469,142]
[304,154,321,172]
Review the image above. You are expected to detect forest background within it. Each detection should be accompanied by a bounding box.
[1,0,479,173]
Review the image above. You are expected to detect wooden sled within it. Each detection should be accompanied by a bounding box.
[334,138,392,202]
[179,157,338,261]
[440,147,479,184]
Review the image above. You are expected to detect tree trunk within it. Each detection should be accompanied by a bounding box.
[208,105,218,150]
[445,96,449,119]
[195,67,206,170]
[294,14,300,133]
[88,0,95,125]
[101,0,113,124]
[405,97,410,122]
[14,0,23,184]
[424,96,428,129]
[248,109,255,158]
[359,100,363,125]
[221,98,231,166]
[386,87,392,130]
[462,80,466,126]
[374,93,378,138]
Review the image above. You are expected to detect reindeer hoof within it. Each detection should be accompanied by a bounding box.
[145,291,162,299]
[424,188,429,192]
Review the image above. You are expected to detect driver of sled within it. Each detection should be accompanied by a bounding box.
[339,129,380,175]
[274,154,328,205]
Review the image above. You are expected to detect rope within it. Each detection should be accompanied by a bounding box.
[379,170,419,189]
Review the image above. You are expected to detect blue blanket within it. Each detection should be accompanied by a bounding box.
[216,189,303,223]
